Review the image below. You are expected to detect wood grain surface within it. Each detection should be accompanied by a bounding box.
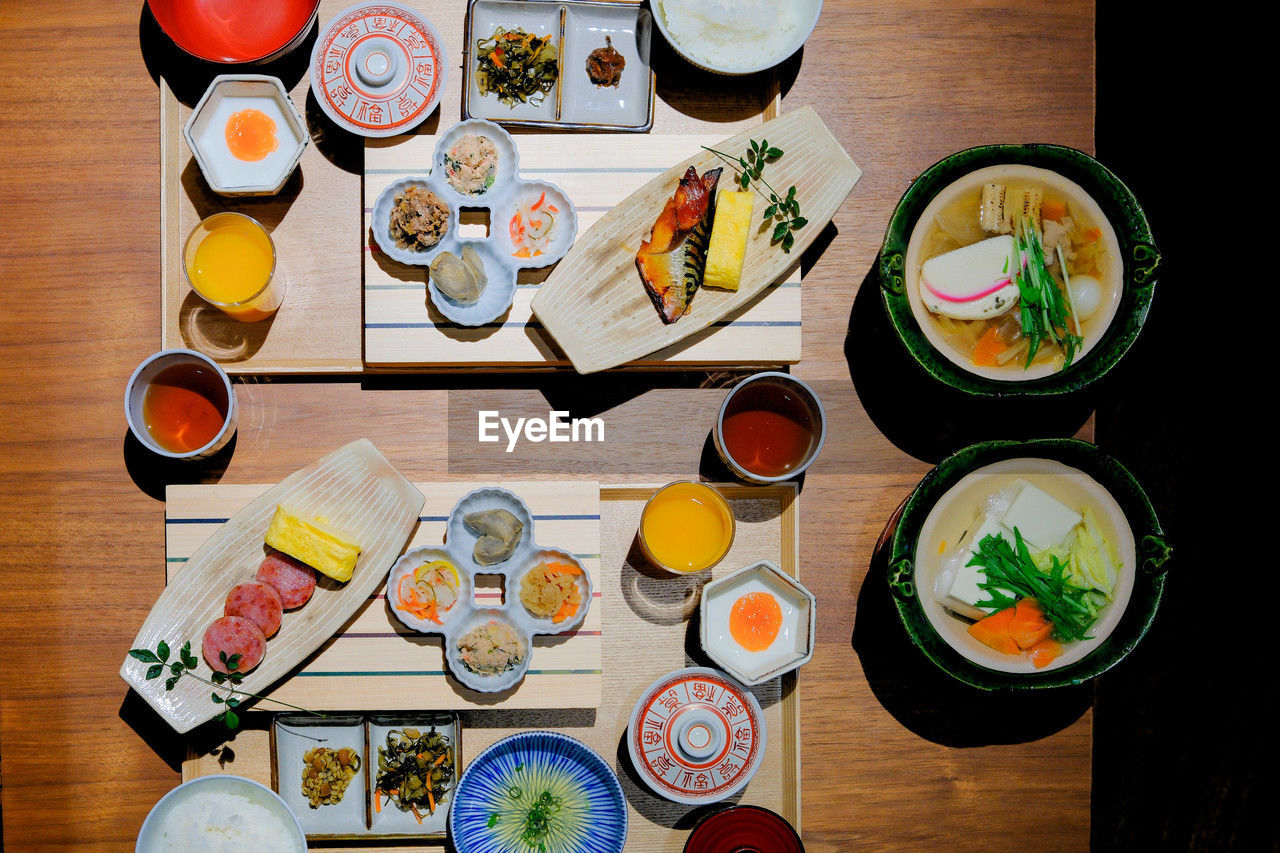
[1,0,1107,850]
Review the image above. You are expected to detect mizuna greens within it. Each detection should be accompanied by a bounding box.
[1010,216,1082,368]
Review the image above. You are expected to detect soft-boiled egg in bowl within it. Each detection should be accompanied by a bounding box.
[183,75,308,196]
[699,560,815,686]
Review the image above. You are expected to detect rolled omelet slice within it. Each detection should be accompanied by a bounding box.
[264,505,361,582]
[704,189,755,291]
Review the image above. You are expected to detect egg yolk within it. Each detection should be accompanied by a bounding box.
[729,591,783,652]
[225,108,278,162]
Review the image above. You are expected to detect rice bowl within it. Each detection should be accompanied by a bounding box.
[653,0,822,74]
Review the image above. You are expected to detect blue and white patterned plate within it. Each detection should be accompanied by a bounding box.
[449,731,627,853]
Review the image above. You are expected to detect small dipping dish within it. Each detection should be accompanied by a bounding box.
[125,348,237,460]
[184,212,285,322]
[699,560,815,686]
[183,75,308,196]
[639,482,735,574]
[714,372,827,484]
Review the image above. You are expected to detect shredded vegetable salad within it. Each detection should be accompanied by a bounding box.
[509,191,560,258]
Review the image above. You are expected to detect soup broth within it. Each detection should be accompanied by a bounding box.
[906,165,1122,381]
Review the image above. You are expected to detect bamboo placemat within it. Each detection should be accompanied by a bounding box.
[363,134,802,369]
[184,483,801,852]
[167,480,603,710]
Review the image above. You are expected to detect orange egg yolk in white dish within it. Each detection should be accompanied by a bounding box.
[729,591,782,651]
[225,108,279,161]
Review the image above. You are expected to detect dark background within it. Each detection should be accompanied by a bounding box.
[1093,7,1263,850]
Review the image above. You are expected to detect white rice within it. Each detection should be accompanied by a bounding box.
[659,0,805,71]
[149,789,302,852]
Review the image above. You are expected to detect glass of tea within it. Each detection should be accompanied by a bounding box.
[124,349,237,459]
[183,212,285,322]
[714,372,827,484]
[638,481,736,574]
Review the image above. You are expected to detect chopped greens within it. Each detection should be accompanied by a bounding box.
[967,527,1099,642]
[486,764,564,852]
[1010,216,1082,368]
[475,27,559,107]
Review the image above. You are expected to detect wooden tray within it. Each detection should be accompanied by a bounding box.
[184,483,801,851]
[166,480,605,711]
[534,106,861,373]
[364,132,801,369]
[161,0,782,375]
[122,439,425,733]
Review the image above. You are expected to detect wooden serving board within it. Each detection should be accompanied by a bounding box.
[363,134,801,369]
[160,0,781,375]
[122,440,426,733]
[533,106,861,373]
[184,483,801,852]
[165,480,604,712]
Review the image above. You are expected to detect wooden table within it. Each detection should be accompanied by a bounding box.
[1,1,1103,849]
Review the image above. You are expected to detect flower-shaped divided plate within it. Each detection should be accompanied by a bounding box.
[386,487,592,693]
[310,2,448,138]
[370,119,578,326]
[449,731,627,853]
[627,667,766,805]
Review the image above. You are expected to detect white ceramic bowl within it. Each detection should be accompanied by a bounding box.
[124,348,237,459]
[372,176,460,266]
[651,0,822,75]
[433,118,520,206]
[183,75,308,196]
[699,560,815,685]
[427,239,517,327]
[136,775,305,852]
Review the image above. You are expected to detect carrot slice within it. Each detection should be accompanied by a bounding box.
[1041,198,1068,222]
[972,326,1006,367]
[544,562,583,577]
[968,606,1020,655]
[1028,637,1062,669]
[1008,598,1053,650]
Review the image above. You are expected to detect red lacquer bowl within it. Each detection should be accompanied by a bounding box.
[685,805,805,853]
[148,0,320,64]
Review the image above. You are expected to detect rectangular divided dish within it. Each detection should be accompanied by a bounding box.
[271,712,461,841]
[463,0,655,131]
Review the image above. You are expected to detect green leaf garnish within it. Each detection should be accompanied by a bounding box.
[701,138,804,252]
[968,527,1097,641]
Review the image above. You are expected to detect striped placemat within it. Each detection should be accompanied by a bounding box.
[363,134,802,368]
[167,481,602,710]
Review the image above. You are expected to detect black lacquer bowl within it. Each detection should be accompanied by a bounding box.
[879,144,1160,396]
[886,438,1171,689]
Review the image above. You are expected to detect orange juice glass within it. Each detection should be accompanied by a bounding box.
[639,481,735,574]
[183,212,284,322]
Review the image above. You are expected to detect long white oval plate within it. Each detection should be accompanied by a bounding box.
[120,439,425,733]
[530,106,861,373]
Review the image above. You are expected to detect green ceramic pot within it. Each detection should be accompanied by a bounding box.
[879,144,1160,396]
[886,438,1171,689]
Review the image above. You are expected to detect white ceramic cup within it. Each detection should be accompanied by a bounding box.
[124,348,237,459]
[713,371,827,484]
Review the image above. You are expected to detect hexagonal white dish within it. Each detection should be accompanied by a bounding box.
[387,487,590,694]
[699,560,815,686]
[183,74,308,196]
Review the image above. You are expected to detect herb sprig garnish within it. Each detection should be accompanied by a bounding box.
[486,762,564,852]
[128,640,323,730]
[967,529,1096,641]
[702,138,807,252]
